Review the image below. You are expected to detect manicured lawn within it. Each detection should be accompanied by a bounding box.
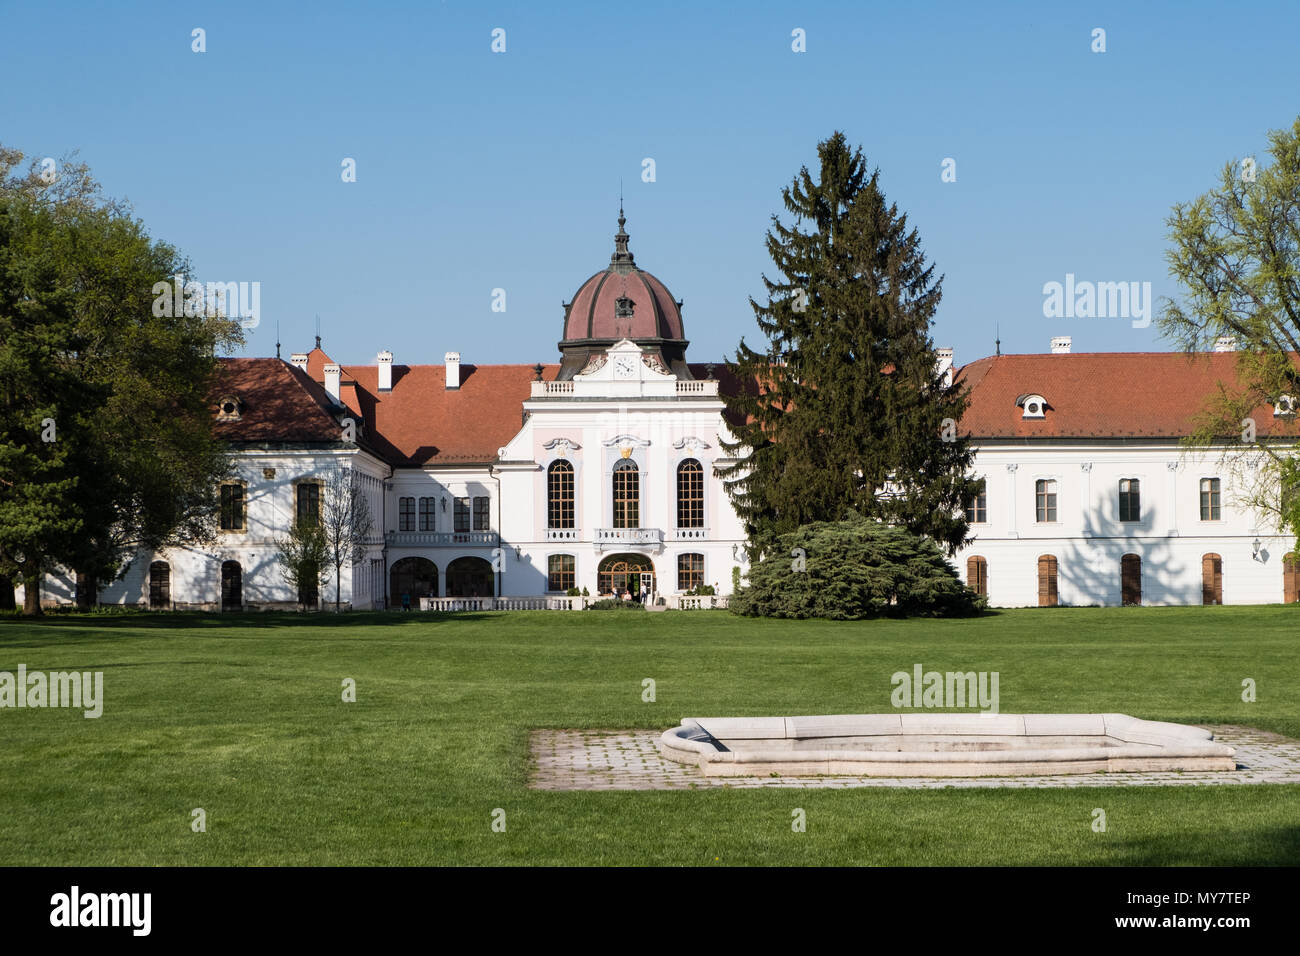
[0,606,1297,865]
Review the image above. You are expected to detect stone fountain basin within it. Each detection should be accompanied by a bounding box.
[656,714,1237,777]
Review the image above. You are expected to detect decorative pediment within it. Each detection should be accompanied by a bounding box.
[602,434,651,448]
[543,437,582,456]
[672,436,712,452]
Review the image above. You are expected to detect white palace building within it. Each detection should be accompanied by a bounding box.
[22,213,1300,610]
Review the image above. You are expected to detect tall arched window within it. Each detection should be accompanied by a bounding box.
[612,460,639,529]
[548,460,574,528]
[677,459,704,528]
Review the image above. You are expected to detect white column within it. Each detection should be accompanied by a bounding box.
[1006,463,1018,538]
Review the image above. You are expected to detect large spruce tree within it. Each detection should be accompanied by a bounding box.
[719,132,978,555]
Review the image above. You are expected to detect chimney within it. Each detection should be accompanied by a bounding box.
[445,351,461,390]
[290,352,309,371]
[377,350,393,391]
[935,347,954,387]
[324,363,341,403]
[1050,336,1072,354]
[1213,336,1237,352]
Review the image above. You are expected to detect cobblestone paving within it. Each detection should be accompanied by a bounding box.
[528,726,1300,790]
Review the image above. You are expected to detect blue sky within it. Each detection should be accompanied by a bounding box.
[2,0,1297,369]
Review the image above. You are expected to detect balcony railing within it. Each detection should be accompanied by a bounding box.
[667,527,709,541]
[545,528,580,541]
[595,527,664,551]
[386,531,499,547]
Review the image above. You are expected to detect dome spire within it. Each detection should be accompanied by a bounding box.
[611,195,635,272]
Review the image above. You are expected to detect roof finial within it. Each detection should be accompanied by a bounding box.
[276,320,281,360]
[315,314,321,350]
[611,193,634,271]
[995,323,1001,357]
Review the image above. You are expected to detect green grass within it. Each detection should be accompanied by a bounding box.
[1,606,1297,865]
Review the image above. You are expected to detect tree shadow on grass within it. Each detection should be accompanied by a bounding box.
[1096,824,1300,866]
[0,611,499,632]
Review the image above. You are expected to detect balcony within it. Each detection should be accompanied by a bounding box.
[386,530,499,547]
[595,527,664,552]
[667,527,709,541]
[545,528,580,541]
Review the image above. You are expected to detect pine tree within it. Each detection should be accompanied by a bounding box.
[719,132,979,555]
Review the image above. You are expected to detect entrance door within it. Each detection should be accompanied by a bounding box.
[221,561,242,611]
[1201,553,1223,605]
[1285,553,1299,603]
[149,561,170,609]
[597,554,655,596]
[1037,555,1057,607]
[1121,554,1142,606]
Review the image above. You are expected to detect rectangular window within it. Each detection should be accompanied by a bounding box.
[547,554,575,592]
[418,497,435,531]
[219,482,245,531]
[1119,478,1141,522]
[454,497,470,532]
[965,480,987,524]
[1035,479,1057,523]
[296,482,320,525]
[473,496,491,531]
[1200,478,1221,520]
[399,496,415,531]
[677,553,704,592]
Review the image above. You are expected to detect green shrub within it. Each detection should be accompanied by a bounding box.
[729,515,986,620]
[586,598,646,611]
[566,587,581,596]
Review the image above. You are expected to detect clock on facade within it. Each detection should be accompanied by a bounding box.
[614,355,637,378]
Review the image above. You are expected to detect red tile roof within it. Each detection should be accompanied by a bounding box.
[219,348,1299,464]
[337,361,560,465]
[211,358,349,443]
[956,351,1300,440]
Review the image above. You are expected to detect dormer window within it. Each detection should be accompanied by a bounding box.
[1017,394,1048,419]
[1275,395,1296,418]
[216,395,243,421]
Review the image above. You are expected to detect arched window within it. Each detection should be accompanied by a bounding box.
[1037,555,1057,607]
[677,459,704,528]
[612,460,639,529]
[1201,553,1223,605]
[149,561,170,609]
[548,460,574,529]
[1121,554,1142,606]
[446,556,494,598]
[548,554,575,592]
[966,556,988,598]
[598,554,655,596]
[390,557,437,608]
